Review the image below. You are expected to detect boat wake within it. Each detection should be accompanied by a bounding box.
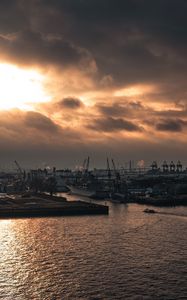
[156,211,187,218]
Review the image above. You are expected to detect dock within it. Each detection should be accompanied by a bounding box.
[0,194,109,218]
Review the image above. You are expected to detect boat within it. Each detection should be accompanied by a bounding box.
[143,208,156,214]
[67,185,94,197]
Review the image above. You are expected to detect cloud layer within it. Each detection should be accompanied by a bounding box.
[0,0,187,168]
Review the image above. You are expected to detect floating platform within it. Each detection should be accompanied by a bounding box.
[0,194,109,218]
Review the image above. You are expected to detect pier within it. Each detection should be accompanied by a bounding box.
[0,194,109,218]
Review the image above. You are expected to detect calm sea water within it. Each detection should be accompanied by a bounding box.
[0,194,186,300]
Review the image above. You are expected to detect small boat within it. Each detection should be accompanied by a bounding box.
[143,208,157,214]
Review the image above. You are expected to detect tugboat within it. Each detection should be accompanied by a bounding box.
[143,208,157,214]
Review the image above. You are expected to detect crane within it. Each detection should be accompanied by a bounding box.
[111,159,120,180]
[111,158,121,192]
[14,160,26,192]
[85,156,90,173]
[14,160,25,180]
[14,160,23,175]
[82,158,87,172]
[107,157,111,179]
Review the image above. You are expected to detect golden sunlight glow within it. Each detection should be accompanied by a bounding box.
[0,63,51,110]
[114,85,155,97]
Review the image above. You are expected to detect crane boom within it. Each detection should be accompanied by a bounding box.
[14,160,23,175]
[107,157,111,179]
[112,158,120,180]
[82,158,87,171]
[111,158,116,174]
[85,156,90,172]
[14,160,26,186]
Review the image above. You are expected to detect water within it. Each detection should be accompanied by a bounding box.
[0,195,187,300]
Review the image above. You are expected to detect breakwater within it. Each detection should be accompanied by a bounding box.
[0,194,108,218]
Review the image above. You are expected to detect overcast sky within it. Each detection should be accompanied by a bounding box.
[0,0,187,169]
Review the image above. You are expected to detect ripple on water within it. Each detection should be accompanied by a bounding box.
[0,203,186,299]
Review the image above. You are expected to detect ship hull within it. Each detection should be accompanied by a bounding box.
[67,185,94,197]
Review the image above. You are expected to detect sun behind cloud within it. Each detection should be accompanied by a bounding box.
[0,63,51,110]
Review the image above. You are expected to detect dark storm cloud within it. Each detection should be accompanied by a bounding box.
[0,29,95,72]
[97,104,128,117]
[59,97,84,109]
[0,0,187,86]
[155,119,187,132]
[88,117,141,132]
[0,109,88,168]
[24,111,59,132]
[0,109,187,169]
[0,110,60,136]
[1,0,187,167]
[96,101,144,117]
[34,0,187,85]
[0,110,85,146]
[0,0,29,33]
[154,109,187,118]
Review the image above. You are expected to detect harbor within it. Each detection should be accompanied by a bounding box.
[1,158,187,209]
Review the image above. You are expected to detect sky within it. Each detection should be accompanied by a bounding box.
[0,0,187,169]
